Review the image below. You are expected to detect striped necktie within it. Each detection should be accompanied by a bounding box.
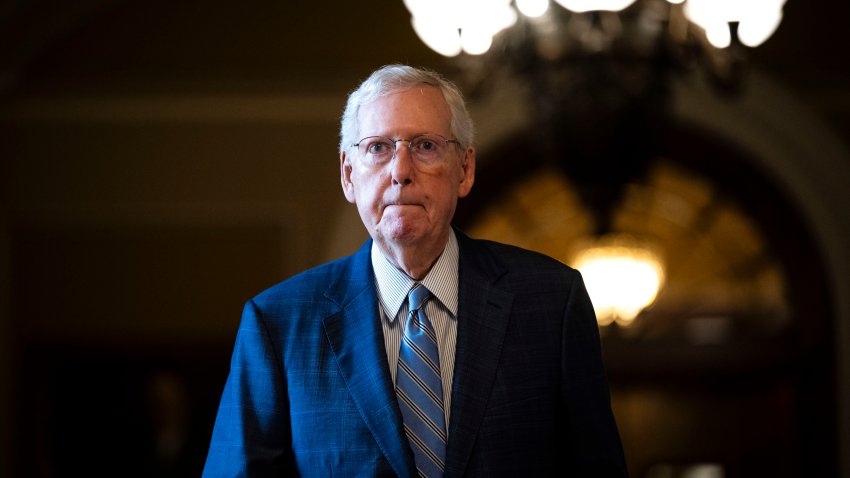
[397,283,447,478]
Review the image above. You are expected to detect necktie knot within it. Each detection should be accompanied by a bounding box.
[409,283,431,312]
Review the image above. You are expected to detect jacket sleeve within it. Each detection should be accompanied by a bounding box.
[561,272,630,477]
[202,299,294,477]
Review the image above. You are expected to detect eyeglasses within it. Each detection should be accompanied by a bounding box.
[351,134,461,167]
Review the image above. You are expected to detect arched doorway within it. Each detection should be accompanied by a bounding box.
[455,84,838,476]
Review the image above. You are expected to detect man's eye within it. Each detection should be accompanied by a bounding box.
[413,139,440,153]
[367,141,392,155]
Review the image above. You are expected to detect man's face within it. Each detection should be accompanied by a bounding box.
[340,85,475,253]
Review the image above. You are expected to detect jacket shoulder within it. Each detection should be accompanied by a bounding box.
[248,243,373,319]
[464,235,579,276]
[255,255,341,297]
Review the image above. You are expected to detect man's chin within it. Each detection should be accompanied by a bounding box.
[384,228,423,245]
[376,221,430,246]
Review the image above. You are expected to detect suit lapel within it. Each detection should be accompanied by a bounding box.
[321,241,417,478]
[445,232,514,477]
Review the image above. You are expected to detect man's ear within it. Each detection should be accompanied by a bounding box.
[340,151,356,204]
[458,147,476,199]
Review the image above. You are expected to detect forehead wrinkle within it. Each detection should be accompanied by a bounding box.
[357,87,452,140]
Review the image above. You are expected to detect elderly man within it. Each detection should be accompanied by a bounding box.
[203,65,628,477]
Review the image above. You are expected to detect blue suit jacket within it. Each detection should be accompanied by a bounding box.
[203,231,627,477]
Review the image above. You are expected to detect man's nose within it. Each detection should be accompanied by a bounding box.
[390,140,415,186]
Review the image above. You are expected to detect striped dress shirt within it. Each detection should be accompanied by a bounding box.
[371,230,459,428]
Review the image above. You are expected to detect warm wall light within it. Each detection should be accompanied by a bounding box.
[572,238,664,326]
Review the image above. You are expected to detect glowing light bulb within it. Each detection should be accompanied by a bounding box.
[554,0,638,13]
[517,0,549,18]
[461,27,493,55]
[705,22,731,48]
[411,16,462,57]
[738,9,783,47]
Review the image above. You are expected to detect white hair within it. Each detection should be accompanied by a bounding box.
[339,64,475,154]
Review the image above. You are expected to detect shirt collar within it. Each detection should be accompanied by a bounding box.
[371,229,460,322]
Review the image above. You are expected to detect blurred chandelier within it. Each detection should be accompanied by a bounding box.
[402,0,788,93]
[403,0,786,57]
[400,0,788,326]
